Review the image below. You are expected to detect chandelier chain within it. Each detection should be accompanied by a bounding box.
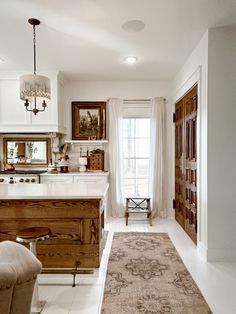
[33,24,36,75]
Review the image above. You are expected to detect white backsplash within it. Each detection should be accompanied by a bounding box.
[62,143,106,172]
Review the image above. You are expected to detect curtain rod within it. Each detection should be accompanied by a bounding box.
[124,98,151,102]
[123,97,166,102]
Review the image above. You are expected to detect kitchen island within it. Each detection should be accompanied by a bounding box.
[0,183,109,270]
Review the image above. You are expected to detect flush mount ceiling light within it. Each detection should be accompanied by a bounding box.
[19,18,50,116]
[122,20,145,32]
[0,58,4,63]
[124,56,138,64]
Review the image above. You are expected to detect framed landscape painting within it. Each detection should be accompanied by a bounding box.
[72,101,106,140]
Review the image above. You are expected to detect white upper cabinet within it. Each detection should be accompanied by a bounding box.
[0,71,66,133]
[0,79,30,127]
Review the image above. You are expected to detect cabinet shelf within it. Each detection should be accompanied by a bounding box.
[65,140,108,145]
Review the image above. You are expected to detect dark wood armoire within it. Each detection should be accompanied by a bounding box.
[174,84,198,244]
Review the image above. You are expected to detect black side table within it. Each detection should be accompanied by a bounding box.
[125,197,152,226]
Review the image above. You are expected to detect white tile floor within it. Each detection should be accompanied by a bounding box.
[39,217,236,314]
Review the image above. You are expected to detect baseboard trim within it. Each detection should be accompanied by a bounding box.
[197,241,208,261]
[168,208,175,218]
[207,248,236,262]
[198,242,236,262]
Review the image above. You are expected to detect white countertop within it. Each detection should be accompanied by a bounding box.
[40,171,109,176]
[0,183,109,199]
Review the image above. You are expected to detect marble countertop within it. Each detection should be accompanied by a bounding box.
[40,171,109,176]
[0,183,109,199]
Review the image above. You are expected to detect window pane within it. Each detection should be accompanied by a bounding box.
[136,179,149,197]
[136,139,150,157]
[124,178,135,197]
[123,139,135,158]
[123,159,135,178]
[123,119,135,138]
[136,119,150,138]
[122,117,150,198]
[136,159,149,177]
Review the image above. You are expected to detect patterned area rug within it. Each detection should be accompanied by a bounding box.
[101,232,212,314]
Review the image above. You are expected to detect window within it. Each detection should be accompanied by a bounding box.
[122,118,151,197]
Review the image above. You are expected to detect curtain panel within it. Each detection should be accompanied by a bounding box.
[107,98,125,217]
[149,97,168,218]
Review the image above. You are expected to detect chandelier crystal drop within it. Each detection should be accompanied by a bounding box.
[19,18,51,115]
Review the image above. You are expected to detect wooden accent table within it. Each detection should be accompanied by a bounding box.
[125,197,152,226]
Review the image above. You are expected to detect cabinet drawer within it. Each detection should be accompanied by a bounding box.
[73,175,107,185]
[40,175,74,184]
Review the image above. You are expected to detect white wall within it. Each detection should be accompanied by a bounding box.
[207,27,236,261]
[173,26,236,262]
[64,80,171,137]
[172,31,209,259]
[63,80,173,211]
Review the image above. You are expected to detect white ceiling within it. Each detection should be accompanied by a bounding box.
[0,0,236,81]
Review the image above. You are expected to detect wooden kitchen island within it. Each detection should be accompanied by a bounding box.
[0,183,109,270]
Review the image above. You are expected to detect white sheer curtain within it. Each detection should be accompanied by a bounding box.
[108,98,125,217]
[149,97,168,218]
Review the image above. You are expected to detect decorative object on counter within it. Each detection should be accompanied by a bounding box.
[72,101,106,140]
[86,147,90,168]
[19,18,50,116]
[59,143,69,161]
[79,157,87,172]
[89,149,104,171]
[57,160,69,173]
[4,163,15,171]
[47,167,58,174]
[47,159,58,174]
[58,143,69,172]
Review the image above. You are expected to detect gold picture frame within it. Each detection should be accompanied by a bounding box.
[72,101,106,140]
[3,137,51,167]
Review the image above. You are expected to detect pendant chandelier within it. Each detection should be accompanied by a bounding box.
[19,18,50,115]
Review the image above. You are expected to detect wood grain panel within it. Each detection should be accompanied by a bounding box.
[37,244,100,268]
[175,84,197,244]
[0,199,100,218]
[175,98,185,228]
[0,199,103,269]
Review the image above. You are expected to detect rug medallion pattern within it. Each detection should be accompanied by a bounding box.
[101,232,212,314]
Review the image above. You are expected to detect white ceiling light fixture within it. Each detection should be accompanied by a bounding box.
[124,56,138,65]
[19,18,50,116]
[122,20,145,33]
[0,58,4,63]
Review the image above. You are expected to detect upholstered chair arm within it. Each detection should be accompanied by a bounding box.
[0,263,17,314]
